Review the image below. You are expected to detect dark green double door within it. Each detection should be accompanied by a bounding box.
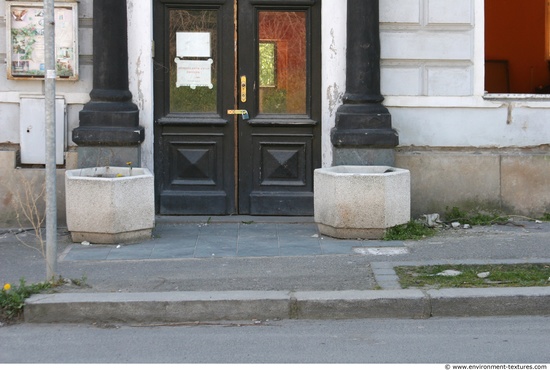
[154,0,321,215]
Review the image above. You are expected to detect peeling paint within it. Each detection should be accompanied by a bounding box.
[127,1,134,27]
[326,83,344,117]
[135,53,144,110]
[329,29,337,58]
[507,102,513,125]
[2,192,13,207]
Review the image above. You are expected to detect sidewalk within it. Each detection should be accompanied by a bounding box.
[2,216,550,323]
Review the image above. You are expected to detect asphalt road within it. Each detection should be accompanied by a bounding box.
[1,316,549,363]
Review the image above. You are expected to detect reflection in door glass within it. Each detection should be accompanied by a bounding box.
[169,10,217,113]
[259,42,277,87]
[258,11,307,114]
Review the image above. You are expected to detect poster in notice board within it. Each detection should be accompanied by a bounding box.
[6,1,79,80]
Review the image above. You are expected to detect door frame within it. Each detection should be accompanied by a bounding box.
[152,0,322,215]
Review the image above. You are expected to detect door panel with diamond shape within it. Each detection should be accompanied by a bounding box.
[239,124,317,215]
[154,0,320,215]
[157,124,234,214]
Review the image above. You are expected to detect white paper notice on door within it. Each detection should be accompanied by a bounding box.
[175,59,214,89]
[176,32,211,58]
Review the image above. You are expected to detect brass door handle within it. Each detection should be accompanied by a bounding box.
[240,76,247,103]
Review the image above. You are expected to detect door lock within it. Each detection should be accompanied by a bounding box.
[227,109,249,119]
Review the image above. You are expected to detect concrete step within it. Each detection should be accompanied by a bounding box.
[24,287,550,324]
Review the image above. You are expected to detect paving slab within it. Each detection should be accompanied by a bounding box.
[1,218,549,323]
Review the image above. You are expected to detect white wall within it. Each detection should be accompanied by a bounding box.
[127,0,154,171]
[380,0,476,97]
[379,0,550,148]
[321,0,346,167]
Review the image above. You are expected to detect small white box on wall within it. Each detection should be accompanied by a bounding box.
[19,96,66,165]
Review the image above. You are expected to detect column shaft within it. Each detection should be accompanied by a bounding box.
[73,0,143,147]
[331,0,398,157]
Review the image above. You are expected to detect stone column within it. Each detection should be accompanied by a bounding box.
[331,0,398,166]
[73,0,144,167]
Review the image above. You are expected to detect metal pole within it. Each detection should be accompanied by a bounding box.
[44,0,57,281]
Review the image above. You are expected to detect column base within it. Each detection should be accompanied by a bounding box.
[76,146,141,168]
[333,148,395,166]
[331,103,399,148]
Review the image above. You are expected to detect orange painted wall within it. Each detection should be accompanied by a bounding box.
[485,0,549,93]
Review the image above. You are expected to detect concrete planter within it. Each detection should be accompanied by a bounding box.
[314,166,410,239]
[65,166,155,244]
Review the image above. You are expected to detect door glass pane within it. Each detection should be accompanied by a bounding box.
[259,42,276,87]
[258,11,307,114]
[169,10,217,113]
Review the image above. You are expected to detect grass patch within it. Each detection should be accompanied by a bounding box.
[384,220,437,241]
[395,264,550,289]
[444,206,508,225]
[1,276,88,323]
[1,278,54,322]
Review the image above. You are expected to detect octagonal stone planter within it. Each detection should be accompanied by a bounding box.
[65,166,155,244]
[314,166,410,239]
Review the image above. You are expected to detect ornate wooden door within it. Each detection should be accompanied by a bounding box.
[154,0,321,215]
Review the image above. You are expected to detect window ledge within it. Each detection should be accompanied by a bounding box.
[484,93,550,101]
